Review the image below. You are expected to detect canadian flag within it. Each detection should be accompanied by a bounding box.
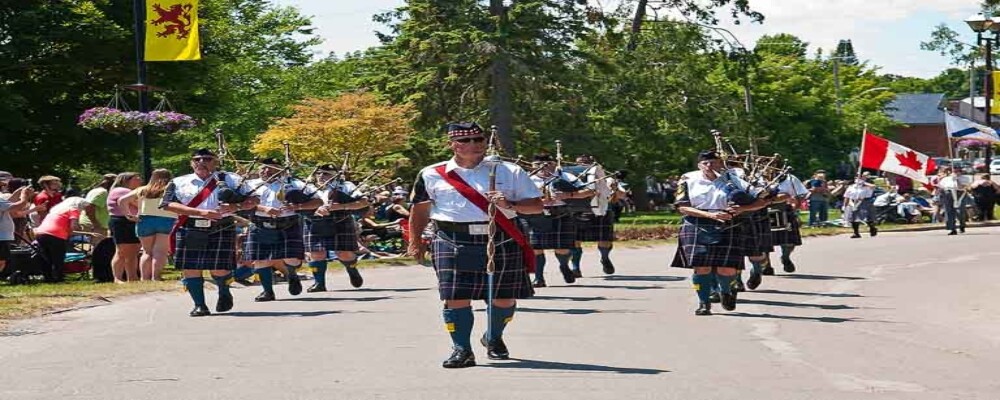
[860,132,936,184]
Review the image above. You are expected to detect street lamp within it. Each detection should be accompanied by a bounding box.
[966,13,998,167]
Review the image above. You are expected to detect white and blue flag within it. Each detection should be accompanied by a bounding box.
[945,112,1000,143]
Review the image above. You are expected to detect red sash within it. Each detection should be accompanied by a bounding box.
[168,177,219,254]
[434,165,535,273]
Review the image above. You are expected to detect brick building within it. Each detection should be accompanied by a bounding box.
[885,93,949,157]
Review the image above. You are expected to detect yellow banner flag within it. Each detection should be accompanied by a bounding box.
[993,71,1000,115]
[144,0,201,61]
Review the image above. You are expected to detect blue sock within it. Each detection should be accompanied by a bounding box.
[488,305,516,342]
[534,254,546,281]
[233,266,254,281]
[598,245,612,261]
[570,247,583,270]
[182,277,206,307]
[255,267,274,294]
[212,273,232,297]
[285,263,300,280]
[691,274,714,303]
[716,274,735,294]
[442,307,474,350]
[309,260,327,286]
[554,252,570,268]
[749,259,763,274]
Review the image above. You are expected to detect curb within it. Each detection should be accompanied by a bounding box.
[878,221,1000,233]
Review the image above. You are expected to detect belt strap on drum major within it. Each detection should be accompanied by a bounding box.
[434,165,536,273]
[168,177,218,255]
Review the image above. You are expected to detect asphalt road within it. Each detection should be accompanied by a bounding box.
[2,228,999,400]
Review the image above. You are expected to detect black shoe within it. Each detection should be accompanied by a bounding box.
[948,230,957,236]
[747,270,762,290]
[480,336,510,360]
[307,282,327,293]
[708,292,721,303]
[533,280,547,288]
[215,292,233,313]
[850,233,861,238]
[695,303,712,316]
[782,257,796,273]
[559,264,576,284]
[721,291,737,311]
[734,278,746,292]
[442,347,476,369]
[960,226,966,233]
[189,305,211,317]
[254,291,275,302]
[870,226,878,237]
[287,274,302,296]
[346,266,364,288]
[761,266,775,276]
[572,269,582,278]
[601,258,615,275]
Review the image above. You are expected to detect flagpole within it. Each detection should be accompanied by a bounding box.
[132,0,152,180]
[858,123,868,177]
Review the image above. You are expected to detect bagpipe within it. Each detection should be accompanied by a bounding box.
[213,128,257,205]
[709,129,792,207]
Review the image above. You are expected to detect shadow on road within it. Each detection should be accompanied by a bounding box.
[279,296,393,303]
[571,284,663,291]
[530,295,609,302]
[722,312,865,323]
[485,358,668,375]
[332,287,431,293]
[221,310,346,317]
[515,307,641,315]
[602,275,686,282]
[751,289,863,298]
[777,274,866,281]
[738,299,857,310]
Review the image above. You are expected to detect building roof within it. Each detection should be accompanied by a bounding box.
[886,93,945,125]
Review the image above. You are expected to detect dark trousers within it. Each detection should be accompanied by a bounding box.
[975,198,995,221]
[35,234,67,282]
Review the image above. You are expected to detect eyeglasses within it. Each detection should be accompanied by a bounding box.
[191,157,215,163]
[453,137,486,144]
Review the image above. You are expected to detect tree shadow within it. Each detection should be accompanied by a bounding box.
[738,299,857,310]
[280,296,392,303]
[751,289,864,298]
[602,275,686,282]
[778,274,866,281]
[332,287,431,293]
[221,310,348,317]
[530,295,610,302]
[514,307,641,315]
[570,284,663,291]
[484,358,668,375]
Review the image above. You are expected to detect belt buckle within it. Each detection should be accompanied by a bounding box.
[262,221,276,229]
[468,224,489,235]
[194,219,211,228]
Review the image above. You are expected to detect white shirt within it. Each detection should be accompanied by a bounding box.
[777,174,809,197]
[873,192,901,207]
[530,170,579,207]
[413,158,541,223]
[246,177,310,218]
[843,183,874,200]
[937,175,969,191]
[317,181,359,205]
[679,170,749,210]
[162,172,250,213]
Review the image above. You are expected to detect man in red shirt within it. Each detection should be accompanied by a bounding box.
[33,175,63,220]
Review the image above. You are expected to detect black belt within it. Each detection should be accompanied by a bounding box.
[185,217,235,229]
[435,220,490,234]
[251,215,300,230]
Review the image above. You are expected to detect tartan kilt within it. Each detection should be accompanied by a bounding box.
[302,213,358,252]
[770,204,803,246]
[525,210,577,250]
[242,216,305,261]
[575,212,615,242]
[843,199,874,223]
[175,224,238,271]
[432,229,534,301]
[671,216,744,269]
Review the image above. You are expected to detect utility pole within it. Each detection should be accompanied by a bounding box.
[489,0,515,155]
[132,0,152,180]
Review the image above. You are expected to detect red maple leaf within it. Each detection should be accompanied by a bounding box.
[894,150,923,171]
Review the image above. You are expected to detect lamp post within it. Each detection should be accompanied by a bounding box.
[966,13,1000,167]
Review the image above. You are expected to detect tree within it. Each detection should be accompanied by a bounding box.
[834,39,858,65]
[252,93,416,171]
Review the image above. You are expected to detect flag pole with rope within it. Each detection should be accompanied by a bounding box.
[484,125,502,344]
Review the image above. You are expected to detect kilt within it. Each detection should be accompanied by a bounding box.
[671,216,744,269]
[842,199,874,223]
[432,227,534,301]
[243,215,305,261]
[174,220,238,271]
[770,204,802,246]
[525,210,577,250]
[302,213,358,252]
[575,212,615,242]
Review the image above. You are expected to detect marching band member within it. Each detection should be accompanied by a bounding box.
[160,149,258,317]
[302,163,370,292]
[570,154,619,277]
[671,151,760,316]
[936,167,968,235]
[406,122,543,368]
[770,173,809,274]
[525,153,594,286]
[243,158,323,302]
[842,173,878,239]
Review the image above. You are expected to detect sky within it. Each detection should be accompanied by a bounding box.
[271,0,984,79]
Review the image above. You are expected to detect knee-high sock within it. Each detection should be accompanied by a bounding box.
[570,247,583,270]
[598,245,612,261]
[285,263,300,280]
[212,273,232,297]
[780,245,795,259]
[308,260,327,286]
[233,266,254,281]
[716,273,735,294]
[255,267,274,293]
[182,277,206,307]
[554,252,570,268]
[442,306,474,350]
[488,305,516,342]
[692,274,714,303]
[340,258,357,269]
[851,222,860,235]
[533,254,546,281]
[749,259,763,274]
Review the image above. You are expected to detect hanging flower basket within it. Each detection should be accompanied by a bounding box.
[956,139,989,149]
[77,107,148,134]
[143,111,198,133]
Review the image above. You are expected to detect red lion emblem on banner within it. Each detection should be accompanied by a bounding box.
[150,3,194,40]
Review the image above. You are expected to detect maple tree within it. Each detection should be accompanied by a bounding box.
[252,93,416,169]
[894,150,923,171]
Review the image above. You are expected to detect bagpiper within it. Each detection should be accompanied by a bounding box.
[301,163,370,292]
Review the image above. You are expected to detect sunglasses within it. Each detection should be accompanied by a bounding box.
[453,137,486,144]
[191,157,215,162]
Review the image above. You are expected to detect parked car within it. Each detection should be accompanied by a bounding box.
[951,159,974,174]
[973,158,987,173]
[931,157,951,173]
[990,159,1000,175]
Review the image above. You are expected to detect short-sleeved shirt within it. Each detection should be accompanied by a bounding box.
[0,197,15,241]
[35,207,81,240]
[675,170,749,211]
[34,191,63,210]
[246,177,311,218]
[80,187,109,227]
[843,183,875,200]
[317,181,359,205]
[411,158,541,223]
[160,172,252,215]
[806,179,828,201]
[107,187,136,217]
[778,175,810,198]
[530,170,579,207]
